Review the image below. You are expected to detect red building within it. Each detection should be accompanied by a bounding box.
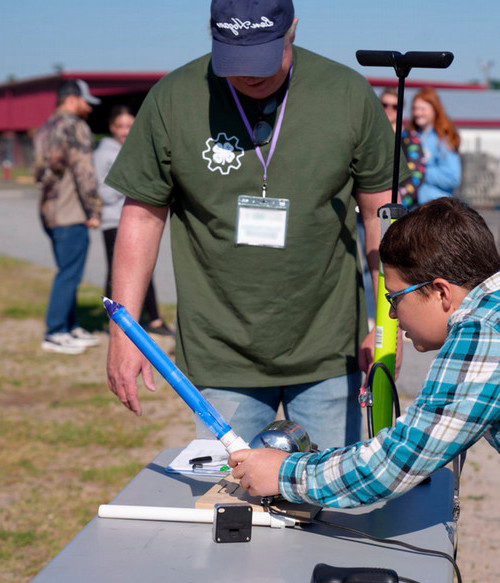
[0,71,166,169]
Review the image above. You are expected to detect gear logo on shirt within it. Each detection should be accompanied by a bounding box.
[202,133,244,175]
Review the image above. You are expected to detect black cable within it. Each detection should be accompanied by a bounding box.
[263,501,462,583]
[368,362,401,417]
[366,398,374,440]
[364,362,401,439]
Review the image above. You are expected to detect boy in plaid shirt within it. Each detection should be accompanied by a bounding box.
[229,197,500,507]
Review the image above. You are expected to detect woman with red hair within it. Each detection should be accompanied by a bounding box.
[409,87,461,205]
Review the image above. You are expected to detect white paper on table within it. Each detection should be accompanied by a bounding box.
[165,439,230,477]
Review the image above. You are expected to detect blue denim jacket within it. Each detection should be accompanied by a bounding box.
[417,128,461,205]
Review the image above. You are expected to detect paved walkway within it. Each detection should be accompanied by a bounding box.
[0,186,177,303]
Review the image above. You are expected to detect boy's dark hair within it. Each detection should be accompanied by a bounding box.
[379,197,500,292]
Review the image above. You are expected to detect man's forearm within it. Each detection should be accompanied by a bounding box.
[363,215,381,296]
[356,189,393,298]
[111,198,168,321]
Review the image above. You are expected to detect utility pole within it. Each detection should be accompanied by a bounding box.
[479,60,494,87]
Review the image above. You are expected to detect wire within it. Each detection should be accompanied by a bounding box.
[364,362,401,439]
[263,501,462,583]
[368,361,401,417]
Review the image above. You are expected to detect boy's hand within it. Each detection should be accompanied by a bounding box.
[229,448,288,498]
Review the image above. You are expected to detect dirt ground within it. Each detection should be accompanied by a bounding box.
[456,441,500,582]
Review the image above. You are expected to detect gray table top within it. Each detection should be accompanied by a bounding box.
[32,447,455,583]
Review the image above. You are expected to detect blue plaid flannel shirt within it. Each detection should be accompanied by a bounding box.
[280,272,500,508]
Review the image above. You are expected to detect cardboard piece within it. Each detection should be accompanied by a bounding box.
[195,474,321,522]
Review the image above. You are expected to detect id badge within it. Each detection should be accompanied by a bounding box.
[235,195,290,248]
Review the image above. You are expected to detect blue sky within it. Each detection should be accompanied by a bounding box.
[2,0,498,84]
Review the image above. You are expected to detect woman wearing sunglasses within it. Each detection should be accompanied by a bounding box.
[379,87,425,210]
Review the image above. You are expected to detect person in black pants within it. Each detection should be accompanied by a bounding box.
[94,105,174,337]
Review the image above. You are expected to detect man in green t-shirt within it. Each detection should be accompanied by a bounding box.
[105,0,409,449]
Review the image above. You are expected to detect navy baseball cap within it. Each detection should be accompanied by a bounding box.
[210,0,295,77]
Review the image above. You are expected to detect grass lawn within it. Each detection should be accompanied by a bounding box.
[0,255,194,582]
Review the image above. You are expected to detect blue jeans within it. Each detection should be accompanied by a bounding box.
[199,373,362,450]
[44,224,89,335]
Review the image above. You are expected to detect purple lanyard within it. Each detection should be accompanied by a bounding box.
[227,66,292,197]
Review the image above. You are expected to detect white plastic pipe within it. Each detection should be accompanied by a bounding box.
[219,429,249,454]
[98,504,295,528]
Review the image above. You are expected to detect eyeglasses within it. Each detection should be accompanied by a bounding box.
[385,280,464,311]
[381,102,398,111]
[252,97,277,146]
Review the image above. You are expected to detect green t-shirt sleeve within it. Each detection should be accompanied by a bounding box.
[105,82,174,207]
[349,77,411,193]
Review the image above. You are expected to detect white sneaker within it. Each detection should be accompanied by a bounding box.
[41,333,87,355]
[70,327,100,347]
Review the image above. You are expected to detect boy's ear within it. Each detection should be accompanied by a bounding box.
[432,279,456,312]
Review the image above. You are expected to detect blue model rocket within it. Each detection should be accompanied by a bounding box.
[102,297,248,454]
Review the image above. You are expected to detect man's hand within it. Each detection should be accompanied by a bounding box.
[359,326,403,380]
[229,448,288,498]
[394,327,403,380]
[85,216,100,229]
[105,199,168,415]
[358,326,375,374]
[106,324,156,415]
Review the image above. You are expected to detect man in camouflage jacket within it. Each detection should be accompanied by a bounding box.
[33,79,102,354]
